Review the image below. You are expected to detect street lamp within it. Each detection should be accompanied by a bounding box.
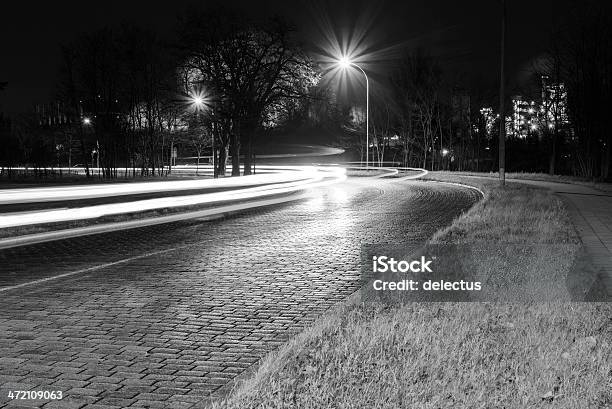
[189,92,216,178]
[82,117,99,177]
[498,0,506,186]
[337,56,370,168]
[192,96,204,107]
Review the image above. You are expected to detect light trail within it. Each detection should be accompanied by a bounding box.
[0,165,314,204]
[395,167,429,180]
[0,164,428,230]
[0,166,346,228]
[320,163,428,180]
[180,145,345,159]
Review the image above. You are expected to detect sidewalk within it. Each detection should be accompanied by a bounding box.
[507,179,612,298]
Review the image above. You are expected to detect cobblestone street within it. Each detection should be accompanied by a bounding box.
[0,179,480,408]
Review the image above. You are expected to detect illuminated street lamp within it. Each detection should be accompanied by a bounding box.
[82,117,99,176]
[189,92,216,178]
[192,96,204,107]
[337,56,370,168]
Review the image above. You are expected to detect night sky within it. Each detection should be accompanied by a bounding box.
[1,0,573,114]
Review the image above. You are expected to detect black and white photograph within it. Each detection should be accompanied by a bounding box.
[0,0,611,408]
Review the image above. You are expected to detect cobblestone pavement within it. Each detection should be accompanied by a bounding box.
[0,178,480,408]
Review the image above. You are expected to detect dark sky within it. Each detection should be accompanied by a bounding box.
[0,0,573,114]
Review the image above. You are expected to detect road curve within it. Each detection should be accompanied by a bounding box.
[0,178,480,408]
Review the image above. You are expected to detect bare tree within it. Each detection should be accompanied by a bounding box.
[391,50,442,170]
[177,8,318,176]
[551,1,612,178]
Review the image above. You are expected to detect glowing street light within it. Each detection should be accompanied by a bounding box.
[192,96,204,108]
[82,117,98,176]
[336,56,370,168]
[189,89,209,112]
[188,91,216,178]
[338,56,351,70]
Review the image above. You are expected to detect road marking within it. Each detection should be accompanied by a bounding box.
[0,191,344,292]
[0,246,187,293]
[0,195,319,292]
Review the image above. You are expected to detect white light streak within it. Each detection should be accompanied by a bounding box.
[0,166,346,229]
[0,166,312,204]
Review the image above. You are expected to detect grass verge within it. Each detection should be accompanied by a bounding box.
[213,173,611,409]
[435,171,612,193]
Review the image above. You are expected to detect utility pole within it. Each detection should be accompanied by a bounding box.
[498,0,506,186]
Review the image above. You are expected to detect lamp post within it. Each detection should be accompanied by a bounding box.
[82,117,99,177]
[498,0,506,186]
[190,94,216,178]
[338,56,369,168]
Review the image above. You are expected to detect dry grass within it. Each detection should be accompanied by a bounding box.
[425,175,582,302]
[434,171,612,193]
[213,174,612,409]
[430,181,575,245]
[218,303,610,408]
[437,170,590,183]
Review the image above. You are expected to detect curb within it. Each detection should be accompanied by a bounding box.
[416,178,486,199]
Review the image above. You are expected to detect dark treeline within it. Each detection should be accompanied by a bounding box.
[351,49,499,173]
[176,8,319,176]
[361,1,611,179]
[60,24,179,179]
[0,6,319,179]
[549,2,612,178]
[0,2,610,180]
